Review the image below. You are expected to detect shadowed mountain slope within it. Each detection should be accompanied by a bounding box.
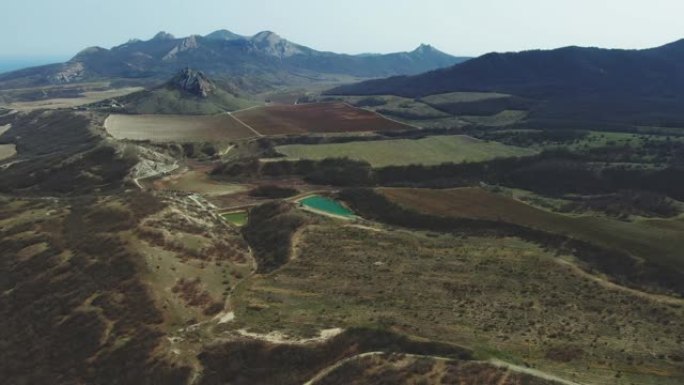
[329,39,684,126]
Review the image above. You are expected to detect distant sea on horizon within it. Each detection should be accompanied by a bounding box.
[0,56,69,74]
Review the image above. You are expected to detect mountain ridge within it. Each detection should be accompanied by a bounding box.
[329,39,684,97]
[0,30,468,90]
[327,38,684,125]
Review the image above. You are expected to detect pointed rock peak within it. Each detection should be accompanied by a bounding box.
[252,31,282,43]
[152,31,175,41]
[168,67,215,98]
[413,43,437,53]
[205,29,244,41]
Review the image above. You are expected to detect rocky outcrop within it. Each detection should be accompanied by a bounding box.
[49,62,86,84]
[205,29,244,41]
[169,67,215,97]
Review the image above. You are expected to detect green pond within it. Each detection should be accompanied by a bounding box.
[221,211,248,226]
[299,195,355,217]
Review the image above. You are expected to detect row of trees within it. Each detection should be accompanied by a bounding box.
[213,149,684,203]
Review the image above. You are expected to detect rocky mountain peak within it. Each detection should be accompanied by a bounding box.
[251,31,281,43]
[413,44,438,54]
[250,31,303,58]
[152,31,176,41]
[73,46,108,59]
[205,29,245,41]
[168,67,215,98]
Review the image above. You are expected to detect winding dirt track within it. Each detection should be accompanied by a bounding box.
[302,352,583,385]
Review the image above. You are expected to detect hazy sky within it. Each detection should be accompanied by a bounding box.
[2,0,684,58]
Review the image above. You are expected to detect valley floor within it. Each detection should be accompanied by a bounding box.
[1,97,683,385]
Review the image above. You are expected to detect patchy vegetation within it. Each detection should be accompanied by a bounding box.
[235,224,684,385]
[339,188,684,296]
[0,110,136,194]
[0,194,191,384]
[171,278,224,316]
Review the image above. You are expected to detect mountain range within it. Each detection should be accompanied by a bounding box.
[0,30,467,91]
[330,39,684,126]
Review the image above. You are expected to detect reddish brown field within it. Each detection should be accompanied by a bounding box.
[233,102,412,135]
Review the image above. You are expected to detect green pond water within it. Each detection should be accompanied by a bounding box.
[299,195,354,217]
[221,211,248,226]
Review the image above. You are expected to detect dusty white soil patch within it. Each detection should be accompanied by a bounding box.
[216,311,235,324]
[236,327,343,345]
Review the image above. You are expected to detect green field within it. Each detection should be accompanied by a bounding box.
[276,136,537,167]
[221,211,248,226]
[459,110,528,126]
[420,91,512,105]
[298,195,354,217]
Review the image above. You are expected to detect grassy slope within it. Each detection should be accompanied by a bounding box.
[379,187,684,271]
[276,136,537,167]
[232,225,684,385]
